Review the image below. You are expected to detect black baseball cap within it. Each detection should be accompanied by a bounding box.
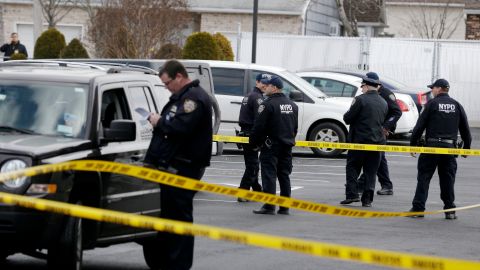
[265,76,283,89]
[428,79,449,89]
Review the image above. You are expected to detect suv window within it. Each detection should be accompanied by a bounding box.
[211,68,245,96]
[303,78,357,97]
[101,89,131,128]
[129,86,157,115]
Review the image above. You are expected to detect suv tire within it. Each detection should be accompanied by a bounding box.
[143,239,162,269]
[308,122,346,157]
[48,203,83,270]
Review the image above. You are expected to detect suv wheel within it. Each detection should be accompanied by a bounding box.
[143,239,161,269]
[308,122,346,157]
[48,203,83,270]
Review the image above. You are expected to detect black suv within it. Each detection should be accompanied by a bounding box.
[0,61,217,269]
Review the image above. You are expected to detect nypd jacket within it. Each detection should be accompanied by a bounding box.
[378,86,402,132]
[238,87,264,130]
[144,79,213,167]
[410,92,471,149]
[250,92,298,147]
[344,90,388,144]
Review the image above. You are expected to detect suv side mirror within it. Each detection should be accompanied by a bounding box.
[103,120,136,142]
[290,90,303,102]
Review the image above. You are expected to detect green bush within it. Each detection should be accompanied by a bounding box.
[154,43,183,59]
[61,38,89,59]
[9,53,27,60]
[34,28,66,59]
[182,32,220,60]
[213,33,234,61]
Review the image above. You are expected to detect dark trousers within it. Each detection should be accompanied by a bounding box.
[358,152,393,189]
[412,152,457,211]
[260,145,293,210]
[157,163,205,270]
[239,144,262,191]
[345,150,381,203]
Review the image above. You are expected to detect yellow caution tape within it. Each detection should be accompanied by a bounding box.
[0,191,479,270]
[213,135,480,156]
[1,160,478,218]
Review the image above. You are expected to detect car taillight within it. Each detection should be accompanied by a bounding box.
[417,92,427,105]
[396,99,409,112]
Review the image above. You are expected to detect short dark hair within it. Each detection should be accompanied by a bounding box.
[11,33,18,37]
[159,60,188,79]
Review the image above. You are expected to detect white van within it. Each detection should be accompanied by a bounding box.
[196,60,353,157]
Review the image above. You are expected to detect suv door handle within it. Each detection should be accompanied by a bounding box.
[231,101,242,105]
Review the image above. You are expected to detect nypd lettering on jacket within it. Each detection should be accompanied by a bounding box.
[439,103,456,113]
[280,104,294,114]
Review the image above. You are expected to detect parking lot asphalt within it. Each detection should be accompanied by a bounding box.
[4,129,480,270]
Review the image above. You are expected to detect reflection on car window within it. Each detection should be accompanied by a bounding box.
[0,82,88,138]
[212,68,245,96]
[303,78,356,97]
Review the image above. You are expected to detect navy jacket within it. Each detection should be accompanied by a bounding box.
[144,79,213,167]
[250,93,298,147]
[410,93,471,149]
[238,87,264,130]
[344,90,388,144]
[378,86,402,133]
[0,42,28,61]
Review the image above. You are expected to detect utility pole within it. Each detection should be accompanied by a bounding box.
[33,0,43,50]
[252,0,258,63]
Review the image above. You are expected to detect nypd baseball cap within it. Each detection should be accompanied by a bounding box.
[428,79,449,89]
[265,76,283,89]
[256,73,271,83]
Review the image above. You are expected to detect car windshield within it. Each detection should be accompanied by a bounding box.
[0,81,89,138]
[281,70,327,98]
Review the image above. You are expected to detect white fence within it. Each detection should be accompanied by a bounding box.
[224,32,480,126]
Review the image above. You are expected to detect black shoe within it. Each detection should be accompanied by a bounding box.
[377,188,393,195]
[445,212,457,220]
[340,198,360,205]
[277,208,290,215]
[407,208,424,218]
[237,197,249,202]
[253,208,275,215]
[362,202,372,207]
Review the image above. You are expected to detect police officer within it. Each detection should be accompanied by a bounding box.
[0,33,28,61]
[250,76,298,215]
[237,73,268,201]
[144,60,213,269]
[408,79,471,220]
[357,72,402,195]
[341,76,387,207]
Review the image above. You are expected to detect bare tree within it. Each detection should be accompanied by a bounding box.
[40,0,78,28]
[336,0,385,37]
[402,0,464,39]
[88,0,189,58]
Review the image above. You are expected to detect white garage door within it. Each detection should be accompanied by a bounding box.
[16,24,83,58]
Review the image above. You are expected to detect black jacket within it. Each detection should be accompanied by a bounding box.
[144,79,213,167]
[378,86,402,132]
[410,92,471,149]
[250,93,298,147]
[344,90,388,144]
[238,87,264,130]
[0,42,28,60]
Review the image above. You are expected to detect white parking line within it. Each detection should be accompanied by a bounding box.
[210,160,344,168]
[203,174,333,183]
[220,183,304,192]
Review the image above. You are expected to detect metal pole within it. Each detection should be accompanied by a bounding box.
[33,0,43,51]
[252,0,258,63]
[236,23,242,62]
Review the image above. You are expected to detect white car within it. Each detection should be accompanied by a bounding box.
[183,60,355,157]
[296,71,419,137]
